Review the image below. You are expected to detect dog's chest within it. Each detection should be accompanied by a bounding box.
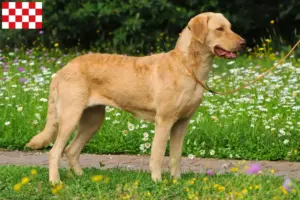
[176,84,204,118]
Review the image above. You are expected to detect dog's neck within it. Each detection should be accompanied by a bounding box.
[175,27,213,81]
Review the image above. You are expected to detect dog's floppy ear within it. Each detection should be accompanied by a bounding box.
[188,14,209,43]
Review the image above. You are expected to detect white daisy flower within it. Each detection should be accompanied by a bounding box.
[128,122,135,131]
[122,130,128,136]
[200,150,205,155]
[145,143,151,149]
[17,106,23,112]
[283,139,289,144]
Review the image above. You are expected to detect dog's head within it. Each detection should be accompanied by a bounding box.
[188,12,245,59]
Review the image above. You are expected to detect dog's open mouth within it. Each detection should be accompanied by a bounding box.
[214,46,237,59]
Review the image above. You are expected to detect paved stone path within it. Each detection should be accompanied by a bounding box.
[0,150,299,179]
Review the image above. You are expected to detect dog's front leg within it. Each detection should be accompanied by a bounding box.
[150,116,176,182]
[169,118,190,179]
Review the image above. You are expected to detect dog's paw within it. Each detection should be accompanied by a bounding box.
[73,167,84,176]
[50,179,62,186]
[151,173,162,182]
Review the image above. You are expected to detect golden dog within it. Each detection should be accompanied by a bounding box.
[26,12,245,183]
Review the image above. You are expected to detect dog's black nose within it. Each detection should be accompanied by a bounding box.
[240,39,246,47]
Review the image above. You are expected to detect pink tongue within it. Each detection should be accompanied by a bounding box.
[215,48,237,58]
[225,51,236,58]
[216,48,227,56]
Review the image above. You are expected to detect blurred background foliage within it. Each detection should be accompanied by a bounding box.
[0,0,299,54]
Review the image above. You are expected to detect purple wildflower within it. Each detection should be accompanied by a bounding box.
[283,178,294,191]
[19,78,25,84]
[39,30,44,34]
[18,67,24,72]
[247,163,261,174]
[207,169,214,176]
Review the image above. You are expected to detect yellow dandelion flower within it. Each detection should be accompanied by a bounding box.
[230,167,239,172]
[249,186,253,190]
[270,20,275,24]
[263,43,266,47]
[292,189,296,194]
[134,180,139,186]
[280,186,288,195]
[265,39,271,43]
[184,187,190,192]
[270,169,275,174]
[91,175,103,182]
[54,43,59,47]
[242,189,248,194]
[13,183,22,192]
[146,191,151,196]
[31,169,38,175]
[294,149,298,154]
[218,186,225,192]
[172,179,177,184]
[188,180,195,185]
[21,177,30,184]
[255,185,260,190]
[202,177,208,182]
[121,194,130,199]
[51,188,58,195]
[188,193,195,199]
[214,184,219,189]
[55,183,63,191]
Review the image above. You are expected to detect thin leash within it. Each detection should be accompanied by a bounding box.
[185,40,300,95]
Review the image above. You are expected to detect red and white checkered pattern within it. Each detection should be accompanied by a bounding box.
[1,2,42,29]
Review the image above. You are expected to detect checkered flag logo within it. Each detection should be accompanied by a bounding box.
[2,2,42,29]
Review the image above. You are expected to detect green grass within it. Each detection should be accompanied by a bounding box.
[0,165,299,199]
[0,48,299,161]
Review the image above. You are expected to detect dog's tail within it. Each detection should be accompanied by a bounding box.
[26,76,59,149]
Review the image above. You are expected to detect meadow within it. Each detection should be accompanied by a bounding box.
[0,165,299,199]
[0,43,299,162]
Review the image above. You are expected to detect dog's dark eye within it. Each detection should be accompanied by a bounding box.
[216,27,224,31]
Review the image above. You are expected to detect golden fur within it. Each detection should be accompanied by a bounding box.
[26,12,244,183]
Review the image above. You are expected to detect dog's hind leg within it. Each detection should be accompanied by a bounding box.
[48,81,88,184]
[65,105,105,176]
[26,78,59,149]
